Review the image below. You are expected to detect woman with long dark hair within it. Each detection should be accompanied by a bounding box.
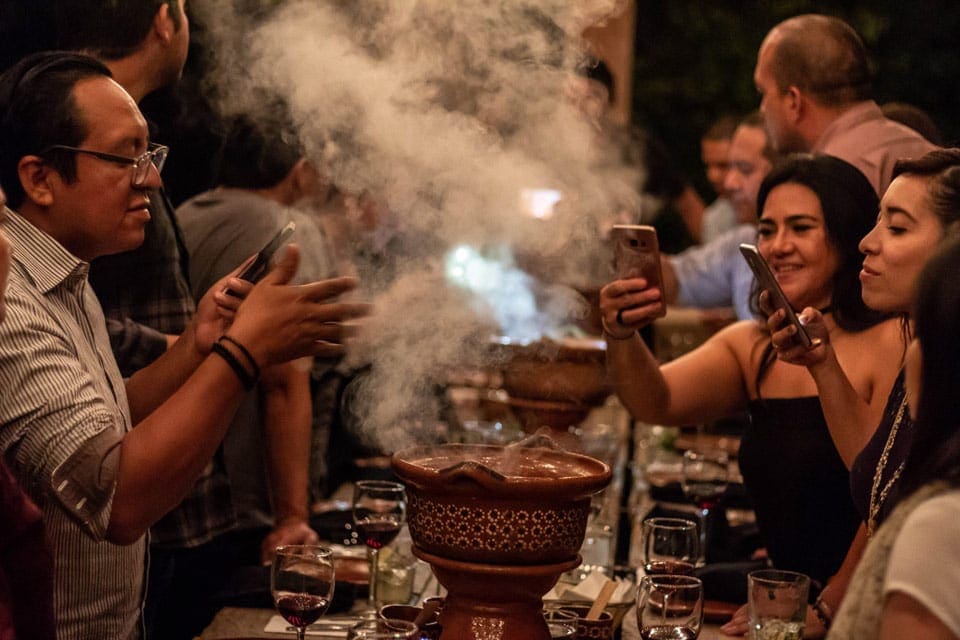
[828,236,960,640]
[600,155,901,588]
[741,148,960,636]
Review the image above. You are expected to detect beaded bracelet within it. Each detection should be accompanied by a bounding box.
[218,335,261,381]
[211,342,256,391]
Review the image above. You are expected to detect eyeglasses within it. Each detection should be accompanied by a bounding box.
[41,143,169,188]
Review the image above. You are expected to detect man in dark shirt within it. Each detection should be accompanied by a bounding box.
[54,0,194,375]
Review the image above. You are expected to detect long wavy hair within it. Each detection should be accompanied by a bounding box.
[749,154,890,389]
[897,237,960,497]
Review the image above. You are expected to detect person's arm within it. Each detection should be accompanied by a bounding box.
[672,184,706,245]
[599,277,751,425]
[880,494,960,640]
[105,316,170,377]
[764,302,902,468]
[880,594,958,640]
[722,523,868,638]
[258,360,319,563]
[108,249,368,544]
[661,256,680,304]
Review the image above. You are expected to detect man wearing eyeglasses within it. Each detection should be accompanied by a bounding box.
[0,52,368,640]
[40,3,330,639]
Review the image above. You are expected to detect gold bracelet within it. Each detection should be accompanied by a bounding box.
[813,593,834,629]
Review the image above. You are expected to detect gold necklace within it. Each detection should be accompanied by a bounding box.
[867,394,908,537]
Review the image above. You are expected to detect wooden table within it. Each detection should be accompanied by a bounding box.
[201,606,739,639]
[200,607,283,639]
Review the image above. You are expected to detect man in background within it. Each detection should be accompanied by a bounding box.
[699,115,738,244]
[662,113,779,321]
[754,13,936,195]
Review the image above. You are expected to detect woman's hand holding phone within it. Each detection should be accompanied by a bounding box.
[599,277,664,339]
[601,224,666,339]
[759,291,829,366]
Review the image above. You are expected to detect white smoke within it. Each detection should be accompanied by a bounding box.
[195,0,641,447]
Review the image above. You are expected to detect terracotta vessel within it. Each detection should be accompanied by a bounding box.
[393,442,611,565]
[392,440,612,640]
[491,337,611,407]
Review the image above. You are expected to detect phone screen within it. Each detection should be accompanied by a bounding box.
[738,243,813,348]
[224,221,296,297]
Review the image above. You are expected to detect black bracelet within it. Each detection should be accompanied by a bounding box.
[210,342,256,391]
[218,335,261,381]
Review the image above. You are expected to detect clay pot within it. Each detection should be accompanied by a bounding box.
[392,442,611,565]
[492,337,611,407]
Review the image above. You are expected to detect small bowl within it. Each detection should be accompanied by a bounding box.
[378,604,441,640]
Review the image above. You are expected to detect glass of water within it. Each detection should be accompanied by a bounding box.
[747,569,810,640]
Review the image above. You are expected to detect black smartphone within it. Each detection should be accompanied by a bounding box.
[610,224,666,318]
[738,243,814,348]
[224,221,296,297]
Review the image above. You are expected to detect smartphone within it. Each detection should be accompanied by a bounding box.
[610,224,666,318]
[224,221,296,297]
[738,243,813,348]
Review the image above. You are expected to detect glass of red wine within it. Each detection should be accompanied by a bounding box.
[353,480,407,610]
[680,448,729,566]
[637,575,704,639]
[271,545,336,640]
[641,517,699,576]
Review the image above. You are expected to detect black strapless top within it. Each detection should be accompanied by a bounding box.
[740,397,860,586]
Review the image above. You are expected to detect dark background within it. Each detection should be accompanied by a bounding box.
[632,1,960,201]
[2,1,957,207]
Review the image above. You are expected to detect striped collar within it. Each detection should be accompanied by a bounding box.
[1,207,88,294]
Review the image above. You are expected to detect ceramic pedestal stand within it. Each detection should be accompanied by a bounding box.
[415,547,580,640]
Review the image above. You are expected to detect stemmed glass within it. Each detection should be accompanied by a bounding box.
[680,448,729,565]
[641,517,699,576]
[346,619,419,639]
[271,545,336,640]
[637,575,704,639]
[353,480,407,610]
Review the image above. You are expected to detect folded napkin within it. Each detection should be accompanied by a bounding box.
[263,614,349,637]
[545,568,634,604]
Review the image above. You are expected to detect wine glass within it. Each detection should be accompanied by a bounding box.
[637,575,704,639]
[346,619,419,639]
[641,517,699,576]
[353,480,407,609]
[680,448,729,565]
[271,545,336,640]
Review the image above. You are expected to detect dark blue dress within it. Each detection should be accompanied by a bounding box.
[849,370,913,530]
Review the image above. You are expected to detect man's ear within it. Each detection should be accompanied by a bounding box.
[289,159,321,200]
[153,3,176,44]
[784,86,803,125]
[17,156,56,207]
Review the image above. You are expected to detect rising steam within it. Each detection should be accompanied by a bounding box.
[195,0,642,449]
